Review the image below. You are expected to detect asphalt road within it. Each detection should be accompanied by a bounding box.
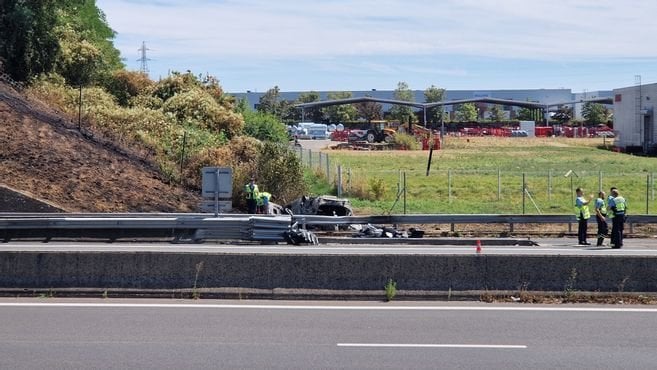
[0,238,656,255]
[0,299,655,369]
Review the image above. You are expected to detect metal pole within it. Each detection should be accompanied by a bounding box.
[423,106,427,127]
[497,168,501,201]
[337,165,342,197]
[548,169,552,202]
[647,174,650,214]
[179,131,187,176]
[448,170,452,203]
[598,171,602,192]
[570,176,574,205]
[522,173,526,215]
[440,103,445,140]
[307,149,312,167]
[78,85,82,130]
[348,168,352,193]
[326,153,330,182]
[214,170,219,217]
[403,171,407,214]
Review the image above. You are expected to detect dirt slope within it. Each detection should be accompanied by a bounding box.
[0,82,201,212]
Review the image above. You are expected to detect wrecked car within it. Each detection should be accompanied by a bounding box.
[284,195,353,217]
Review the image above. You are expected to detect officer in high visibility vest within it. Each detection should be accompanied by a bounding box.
[244,177,259,214]
[257,191,271,214]
[575,187,593,245]
[594,191,608,246]
[609,188,627,249]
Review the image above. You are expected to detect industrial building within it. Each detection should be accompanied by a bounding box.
[613,83,657,154]
[232,88,612,120]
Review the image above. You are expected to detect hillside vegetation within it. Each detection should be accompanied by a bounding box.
[0,1,305,212]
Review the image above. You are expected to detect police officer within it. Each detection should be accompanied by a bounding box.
[244,177,259,214]
[594,191,608,246]
[609,188,627,249]
[575,187,593,245]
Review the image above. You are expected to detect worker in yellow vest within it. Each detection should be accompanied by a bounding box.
[575,187,593,245]
[594,191,608,246]
[244,177,259,214]
[257,191,272,214]
[609,188,627,249]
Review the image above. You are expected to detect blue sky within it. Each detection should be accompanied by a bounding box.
[97,0,657,93]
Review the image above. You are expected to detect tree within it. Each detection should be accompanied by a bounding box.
[0,1,60,81]
[297,91,323,123]
[582,102,609,125]
[424,85,445,125]
[257,86,282,117]
[552,105,573,124]
[322,91,356,123]
[242,109,288,143]
[389,81,416,124]
[455,103,478,122]
[489,104,505,122]
[516,107,534,121]
[356,97,383,122]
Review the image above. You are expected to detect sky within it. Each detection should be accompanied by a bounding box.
[97,0,657,93]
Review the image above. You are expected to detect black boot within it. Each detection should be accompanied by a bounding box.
[596,237,604,246]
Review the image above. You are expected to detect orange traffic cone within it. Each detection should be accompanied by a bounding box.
[475,240,482,254]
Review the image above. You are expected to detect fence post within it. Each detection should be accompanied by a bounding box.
[548,169,552,202]
[598,171,602,192]
[522,173,526,215]
[318,152,323,171]
[298,146,303,163]
[337,165,342,197]
[497,168,501,201]
[348,168,352,194]
[647,174,650,214]
[326,153,330,182]
[448,170,452,203]
[307,149,312,167]
[404,171,406,214]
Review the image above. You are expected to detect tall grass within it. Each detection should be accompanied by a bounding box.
[317,137,657,215]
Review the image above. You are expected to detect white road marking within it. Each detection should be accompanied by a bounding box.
[337,343,527,349]
[0,302,656,312]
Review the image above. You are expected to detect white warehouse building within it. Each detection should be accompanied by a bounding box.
[613,83,657,154]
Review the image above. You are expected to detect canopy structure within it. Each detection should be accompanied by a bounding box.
[294,96,614,138]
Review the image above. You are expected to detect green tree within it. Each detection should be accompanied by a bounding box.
[424,85,445,125]
[297,91,323,123]
[322,91,356,123]
[489,104,505,122]
[455,103,478,122]
[582,102,609,125]
[390,81,416,124]
[0,0,60,81]
[552,105,573,124]
[516,107,534,121]
[356,97,383,122]
[257,86,282,117]
[56,0,123,81]
[242,109,289,143]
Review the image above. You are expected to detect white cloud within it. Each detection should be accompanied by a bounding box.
[99,0,657,61]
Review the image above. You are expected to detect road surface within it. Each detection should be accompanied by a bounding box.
[0,299,655,369]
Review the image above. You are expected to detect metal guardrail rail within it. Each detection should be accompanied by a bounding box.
[0,213,654,243]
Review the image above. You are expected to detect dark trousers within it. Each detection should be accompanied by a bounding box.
[577,218,588,243]
[596,217,608,246]
[246,199,257,214]
[611,214,625,248]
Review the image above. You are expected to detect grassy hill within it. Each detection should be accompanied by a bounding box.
[0,81,201,212]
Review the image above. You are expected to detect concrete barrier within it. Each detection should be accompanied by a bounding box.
[1,251,656,296]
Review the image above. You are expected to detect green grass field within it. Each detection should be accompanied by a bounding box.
[310,137,657,215]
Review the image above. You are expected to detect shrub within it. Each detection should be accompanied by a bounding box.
[369,177,387,200]
[393,132,421,150]
[242,109,289,143]
[103,70,155,106]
